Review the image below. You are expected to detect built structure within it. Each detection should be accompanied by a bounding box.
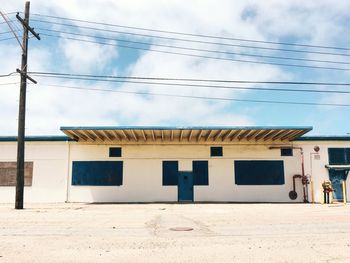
[0,126,349,203]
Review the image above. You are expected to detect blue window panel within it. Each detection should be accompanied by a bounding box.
[234,160,285,185]
[328,148,347,165]
[163,161,178,185]
[193,160,209,185]
[210,146,223,157]
[109,147,122,157]
[281,148,293,156]
[72,161,123,186]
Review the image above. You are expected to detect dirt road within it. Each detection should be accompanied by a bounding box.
[0,203,349,262]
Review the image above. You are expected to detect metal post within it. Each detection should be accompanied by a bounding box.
[343,181,347,205]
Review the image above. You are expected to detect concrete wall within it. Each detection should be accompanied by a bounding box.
[67,143,303,203]
[294,141,350,203]
[0,142,69,203]
[0,140,349,203]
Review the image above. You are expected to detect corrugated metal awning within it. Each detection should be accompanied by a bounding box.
[60,126,312,143]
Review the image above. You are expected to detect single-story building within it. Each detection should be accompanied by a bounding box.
[0,126,349,203]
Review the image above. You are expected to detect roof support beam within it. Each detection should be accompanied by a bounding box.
[170,130,174,141]
[255,130,272,141]
[64,130,82,141]
[90,130,105,141]
[238,130,252,141]
[80,130,96,141]
[179,130,183,141]
[161,130,164,141]
[151,130,156,141]
[249,130,265,141]
[121,130,130,141]
[213,130,223,141]
[188,129,193,141]
[100,130,113,141]
[141,130,147,141]
[205,130,214,141]
[282,130,302,141]
[245,130,259,141]
[264,130,279,141]
[221,130,233,141]
[111,130,121,141]
[197,130,203,141]
[130,130,138,141]
[271,130,290,141]
[74,131,91,141]
[230,130,242,141]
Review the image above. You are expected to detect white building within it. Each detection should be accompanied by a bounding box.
[0,126,349,203]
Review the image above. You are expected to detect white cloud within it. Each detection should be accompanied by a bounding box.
[1,0,350,135]
[59,38,118,73]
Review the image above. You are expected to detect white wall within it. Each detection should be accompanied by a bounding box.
[67,143,303,203]
[294,141,350,203]
[0,142,69,203]
[1,140,349,203]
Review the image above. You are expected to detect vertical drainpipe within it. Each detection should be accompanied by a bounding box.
[65,140,71,203]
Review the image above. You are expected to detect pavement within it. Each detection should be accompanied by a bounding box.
[0,203,349,262]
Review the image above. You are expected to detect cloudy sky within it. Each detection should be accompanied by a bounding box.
[1,0,350,136]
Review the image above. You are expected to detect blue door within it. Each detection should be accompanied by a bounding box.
[178,171,194,202]
[329,170,348,201]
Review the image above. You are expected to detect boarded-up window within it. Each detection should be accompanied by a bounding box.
[0,162,33,186]
[162,161,178,185]
[72,161,123,186]
[328,148,350,165]
[234,160,285,185]
[193,160,209,185]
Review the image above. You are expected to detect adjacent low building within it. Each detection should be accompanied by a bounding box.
[0,126,349,203]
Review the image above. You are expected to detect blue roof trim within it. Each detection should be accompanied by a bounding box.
[0,136,73,142]
[60,125,313,131]
[295,136,350,141]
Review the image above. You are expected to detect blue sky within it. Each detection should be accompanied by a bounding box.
[0,0,350,136]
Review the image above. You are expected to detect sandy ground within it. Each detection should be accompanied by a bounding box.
[0,203,349,263]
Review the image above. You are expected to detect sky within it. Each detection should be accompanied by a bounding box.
[0,0,350,136]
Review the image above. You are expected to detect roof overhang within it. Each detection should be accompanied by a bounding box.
[60,126,312,144]
[325,165,350,171]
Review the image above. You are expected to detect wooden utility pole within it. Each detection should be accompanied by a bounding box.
[15,1,40,209]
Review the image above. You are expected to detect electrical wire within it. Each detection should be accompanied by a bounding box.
[30,74,350,94]
[0,36,19,41]
[0,82,18,85]
[34,83,350,107]
[40,33,350,71]
[0,72,17,77]
[37,28,350,65]
[28,71,350,86]
[29,12,350,51]
[31,18,350,58]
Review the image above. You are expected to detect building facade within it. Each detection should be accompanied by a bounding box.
[0,126,349,203]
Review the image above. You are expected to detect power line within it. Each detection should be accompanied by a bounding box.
[29,12,350,52]
[29,74,350,94]
[28,71,350,86]
[0,10,23,49]
[0,72,17,77]
[37,28,350,66]
[34,82,350,107]
[31,18,350,58]
[40,33,350,71]
[0,36,20,41]
[0,82,18,85]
